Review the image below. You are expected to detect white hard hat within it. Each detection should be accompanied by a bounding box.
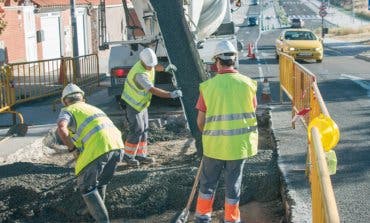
[139,48,158,67]
[214,40,237,60]
[61,83,84,101]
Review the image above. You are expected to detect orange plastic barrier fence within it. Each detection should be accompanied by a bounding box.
[0,54,99,126]
[278,53,294,101]
[279,52,340,223]
[0,66,12,112]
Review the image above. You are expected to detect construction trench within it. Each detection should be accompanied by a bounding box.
[0,105,286,222]
[0,0,287,222]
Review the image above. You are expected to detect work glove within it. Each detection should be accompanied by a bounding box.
[165,64,177,73]
[69,146,80,159]
[170,89,183,98]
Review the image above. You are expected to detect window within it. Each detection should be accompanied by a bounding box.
[285,31,317,40]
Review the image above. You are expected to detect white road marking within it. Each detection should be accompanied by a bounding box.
[255,30,265,83]
[258,66,264,83]
[341,74,370,97]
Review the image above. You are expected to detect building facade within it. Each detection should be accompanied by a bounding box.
[0,0,125,63]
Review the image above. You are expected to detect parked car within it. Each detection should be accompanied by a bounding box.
[251,0,259,5]
[291,18,304,28]
[247,16,259,26]
[275,29,324,63]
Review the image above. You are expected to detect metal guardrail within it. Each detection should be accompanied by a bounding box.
[279,52,340,223]
[0,54,100,127]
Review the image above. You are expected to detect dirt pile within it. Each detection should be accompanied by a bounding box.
[0,107,284,222]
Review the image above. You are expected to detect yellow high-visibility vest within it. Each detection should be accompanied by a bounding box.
[64,102,124,175]
[200,73,258,160]
[121,61,155,112]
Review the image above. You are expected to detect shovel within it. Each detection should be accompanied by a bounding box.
[0,123,28,142]
[172,159,203,223]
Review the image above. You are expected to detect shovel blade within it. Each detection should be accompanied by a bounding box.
[171,209,189,223]
[6,123,28,137]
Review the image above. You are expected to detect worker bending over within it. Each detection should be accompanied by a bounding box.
[57,84,124,223]
[194,40,258,223]
[121,48,182,166]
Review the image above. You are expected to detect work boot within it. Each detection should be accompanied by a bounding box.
[136,156,155,164]
[82,189,109,223]
[122,154,140,166]
[195,217,211,223]
[219,219,244,223]
[77,185,107,216]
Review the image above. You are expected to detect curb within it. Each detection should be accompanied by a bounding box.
[355,54,370,62]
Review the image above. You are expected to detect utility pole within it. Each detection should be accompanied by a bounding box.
[321,16,324,38]
[319,1,328,38]
[70,0,80,78]
[352,0,355,22]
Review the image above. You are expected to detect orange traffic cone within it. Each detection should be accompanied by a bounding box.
[251,43,256,59]
[247,43,253,57]
[247,43,256,59]
[261,78,271,103]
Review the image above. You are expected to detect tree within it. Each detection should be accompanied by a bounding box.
[0,5,6,35]
[0,0,19,35]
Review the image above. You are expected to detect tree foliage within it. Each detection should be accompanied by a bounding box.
[0,6,6,35]
[0,0,19,34]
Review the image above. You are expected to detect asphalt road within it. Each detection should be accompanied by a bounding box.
[237,0,370,221]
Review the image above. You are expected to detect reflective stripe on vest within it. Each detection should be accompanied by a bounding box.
[64,102,124,175]
[125,79,148,96]
[203,125,257,136]
[72,113,107,142]
[200,73,258,160]
[81,122,117,144]
[121,61,155,112]
[205,112,255,123]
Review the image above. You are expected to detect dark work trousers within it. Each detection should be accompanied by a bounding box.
[77,149,123,194]
[124,104,149,158]
[196,155,246,222]
[199,155,246,199]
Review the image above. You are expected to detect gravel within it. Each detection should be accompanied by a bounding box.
[0,107,284,222]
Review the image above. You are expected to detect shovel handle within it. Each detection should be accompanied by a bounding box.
[184,159,203,212]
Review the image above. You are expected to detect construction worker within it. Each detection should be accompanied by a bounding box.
[57,83,124,223]
[194,40,258,223]
[120,47,182,166]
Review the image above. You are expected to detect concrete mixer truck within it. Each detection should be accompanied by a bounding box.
[102,0,241,98]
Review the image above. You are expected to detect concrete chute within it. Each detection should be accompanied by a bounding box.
[149,0,208,155]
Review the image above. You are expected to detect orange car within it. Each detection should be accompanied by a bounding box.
[276,29,324,63]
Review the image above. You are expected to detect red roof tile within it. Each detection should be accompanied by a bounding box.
[31,0,123,7]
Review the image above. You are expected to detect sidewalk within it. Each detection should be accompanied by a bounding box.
[306,0,370,28]
[305,0,370,62]
[270,103,312,222]
[0,80,120,163]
